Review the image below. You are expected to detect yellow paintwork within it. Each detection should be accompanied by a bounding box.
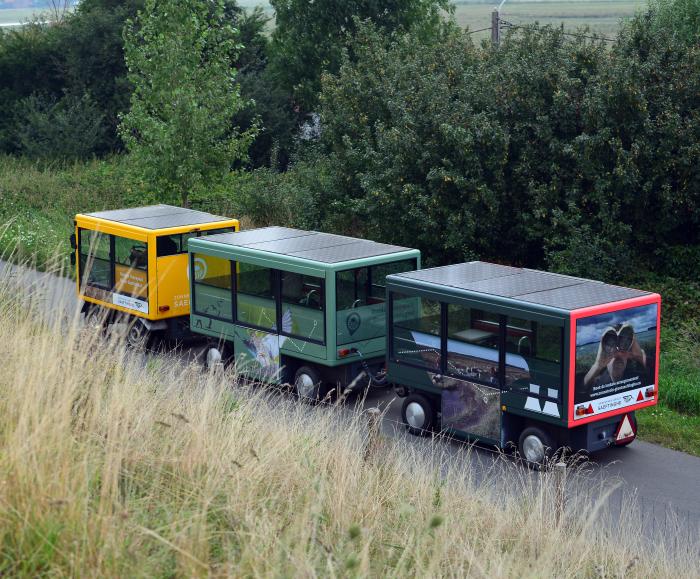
[75,212,239,320]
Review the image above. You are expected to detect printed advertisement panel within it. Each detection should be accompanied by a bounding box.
[115,264,148,298]
[112,292,149,314]
[234,325,284,383]
[574,303,657,418]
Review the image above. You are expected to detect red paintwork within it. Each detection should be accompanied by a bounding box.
[567,293,661,427]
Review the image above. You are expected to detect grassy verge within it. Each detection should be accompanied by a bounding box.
[0,265,694,576]
[637,403,700,456]
[634,279,700,456]
[0,155,132,268]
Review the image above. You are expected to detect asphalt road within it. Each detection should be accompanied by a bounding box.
[2,259,699,543]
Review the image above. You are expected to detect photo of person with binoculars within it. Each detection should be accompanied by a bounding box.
[583,323,648,388]
[575,303,658,403]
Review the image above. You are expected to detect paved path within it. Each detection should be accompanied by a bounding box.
[2,259,699,542]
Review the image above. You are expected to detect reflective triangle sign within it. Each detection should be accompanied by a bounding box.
[615,414,636,444]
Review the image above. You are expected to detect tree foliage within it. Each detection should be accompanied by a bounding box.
[269,0,450,112]
[119,0,256,207]
[0,0,144,157]
[314,8,700,278]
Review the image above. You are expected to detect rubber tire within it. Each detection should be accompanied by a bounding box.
[126,319,152,350]
[518,426,554,468]
[84,305,107,332]
[615,413,638,447]
[204,342,234,370]
[401,394,436,436]
[294,366,325,403]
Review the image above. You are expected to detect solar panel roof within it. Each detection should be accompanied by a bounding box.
[86,204,232,230]
[199,226,416,264]
[391,261,651,311]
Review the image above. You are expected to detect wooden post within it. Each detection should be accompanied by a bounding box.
[364,407,382,462]
[491,9,500,47]
[554,461,567,525]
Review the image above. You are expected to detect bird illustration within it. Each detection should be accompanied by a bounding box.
[243,309,293,379]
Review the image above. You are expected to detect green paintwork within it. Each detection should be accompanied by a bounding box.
[188,235,421,383]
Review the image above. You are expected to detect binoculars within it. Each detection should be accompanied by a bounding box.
[601,324,634,355]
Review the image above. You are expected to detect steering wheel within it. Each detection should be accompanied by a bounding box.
[351,299,363,309]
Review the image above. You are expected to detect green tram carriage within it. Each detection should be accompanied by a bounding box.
[188,227,420,399]
[386,262,661,463]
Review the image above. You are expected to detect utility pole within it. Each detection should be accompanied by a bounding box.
[491,9,500,46]
[492,0,507,47]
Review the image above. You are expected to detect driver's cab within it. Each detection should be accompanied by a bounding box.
[73,205,239,327]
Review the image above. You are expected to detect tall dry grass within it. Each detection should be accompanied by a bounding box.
[0,261,696,577]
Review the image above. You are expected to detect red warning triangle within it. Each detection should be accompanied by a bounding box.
[636,391,644,401]
[586,404,594,414]
[615,414,636,444]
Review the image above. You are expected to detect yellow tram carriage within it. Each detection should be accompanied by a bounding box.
[72,204,238,346]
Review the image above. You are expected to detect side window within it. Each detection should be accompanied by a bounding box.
[114,235,147,270]
[200,227,236,237]
[113,235,149,298]
[236,263,277,330]
[504,317,563,399]
[79,229,111,289]
[336,267,368,310]
[157,228,234,257]
[368,258,417,302]
[156,234,182,257]
[192,254,232,320]
[280,271,325,343]
[392,293,441,371]
[446,304,500,386]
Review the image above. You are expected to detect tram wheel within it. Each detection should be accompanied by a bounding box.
[294,366,325,402]
[518,426,554,467]
[126,319,152,350]
[401,394,436,436]
[84,306,106,332]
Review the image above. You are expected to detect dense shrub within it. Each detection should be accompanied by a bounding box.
[14,92,107,160]
[0,1,144,156]
[313,6,700,278]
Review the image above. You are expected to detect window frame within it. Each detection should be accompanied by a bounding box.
[190,255,326,346]
[78,228,149,299]
[191,253,236,323]
[389,290,565,399]
[389,291,443,373]
[279,271,326,345]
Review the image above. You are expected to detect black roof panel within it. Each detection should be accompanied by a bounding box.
[201,227,415,264]
[86,204,231,230]
[392,261,651,311]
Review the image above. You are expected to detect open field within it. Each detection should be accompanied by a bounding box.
[454,0,646,39]
[0,262,696,576]
[0,7,61,25]
[0,1,647,36]
[233,1,646,38]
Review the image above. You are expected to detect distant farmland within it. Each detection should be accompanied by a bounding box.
[1,0,646,37]
[453,0,645,40]
[234,0,646,39]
